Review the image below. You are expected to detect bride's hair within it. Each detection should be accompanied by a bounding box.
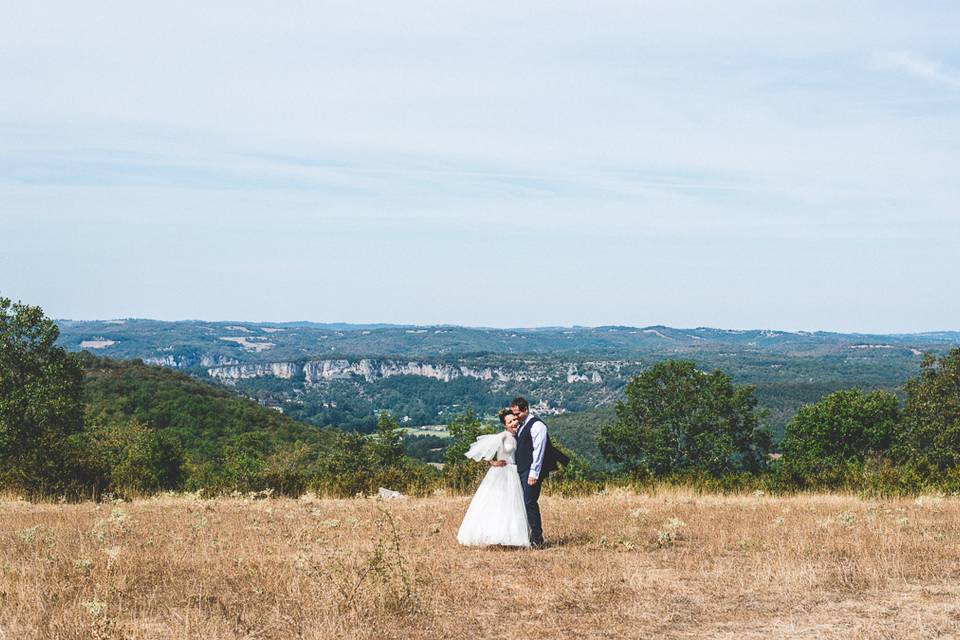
[497,408,512,424]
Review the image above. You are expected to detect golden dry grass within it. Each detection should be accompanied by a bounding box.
[3,489,960,639]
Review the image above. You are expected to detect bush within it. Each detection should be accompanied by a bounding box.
[261,442,314,496]
[779,389,899,488]
[220,432,272,493]
[442,460,489,494]
[893,349,960,474]
[58,419,184,499]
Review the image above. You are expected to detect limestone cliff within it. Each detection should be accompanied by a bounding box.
[206,358,608,385]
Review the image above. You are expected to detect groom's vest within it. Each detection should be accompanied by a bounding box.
[516,415,568,482]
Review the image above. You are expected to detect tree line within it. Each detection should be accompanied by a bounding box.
[0,298,440,499]
[3,296,960,500]
[594,353,960,494]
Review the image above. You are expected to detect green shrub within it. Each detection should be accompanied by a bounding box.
[261,442,314,496]
[893,349,960,473]
[442,461,489,494]
[779,389,899,487]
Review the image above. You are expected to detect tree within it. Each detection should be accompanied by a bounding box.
[222,431,272,491]
[402,434,450,463]
[0,297,84,495]
[68,419,184,497]
[779,389,899,485]
[893,349,960,475]
[443,410,497,492]
[372,412,405,468]
[443,410,496,466]
[597,360,770,477]
[312,431,378,496]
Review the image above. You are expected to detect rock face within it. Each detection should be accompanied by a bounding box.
[205,358,608,386]
[200,355,241,368]
[80,338,116,349]
[207,362,301,381]
[144,354,240,368]
[566,364,605,384]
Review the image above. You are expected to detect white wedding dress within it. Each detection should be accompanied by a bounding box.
[457,431,530,547]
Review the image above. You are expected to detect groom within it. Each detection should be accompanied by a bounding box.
[510,396,564,549]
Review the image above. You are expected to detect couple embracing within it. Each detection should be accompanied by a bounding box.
[456,397,567,549]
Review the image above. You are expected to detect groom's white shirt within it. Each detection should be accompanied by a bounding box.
[519,414,547,482]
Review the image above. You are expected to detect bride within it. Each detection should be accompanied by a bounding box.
[457,409,530,547]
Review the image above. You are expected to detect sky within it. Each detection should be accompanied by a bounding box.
[1,1,958,332]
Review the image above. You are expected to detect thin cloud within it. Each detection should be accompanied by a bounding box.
[876,51,960,88]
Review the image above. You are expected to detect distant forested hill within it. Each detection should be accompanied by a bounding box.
[60,320,960,441]
[56,320,960,363]
[79,353,339,462]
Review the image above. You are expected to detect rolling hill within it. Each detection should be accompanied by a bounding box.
[78,352,342,462]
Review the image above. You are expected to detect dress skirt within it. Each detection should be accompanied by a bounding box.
[457,463,530,547]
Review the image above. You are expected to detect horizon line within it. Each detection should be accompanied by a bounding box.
[54,317,960,337]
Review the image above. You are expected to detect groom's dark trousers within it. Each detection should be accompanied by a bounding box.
[521,478,544,546]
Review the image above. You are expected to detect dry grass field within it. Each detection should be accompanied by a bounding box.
[3,489,960,639]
